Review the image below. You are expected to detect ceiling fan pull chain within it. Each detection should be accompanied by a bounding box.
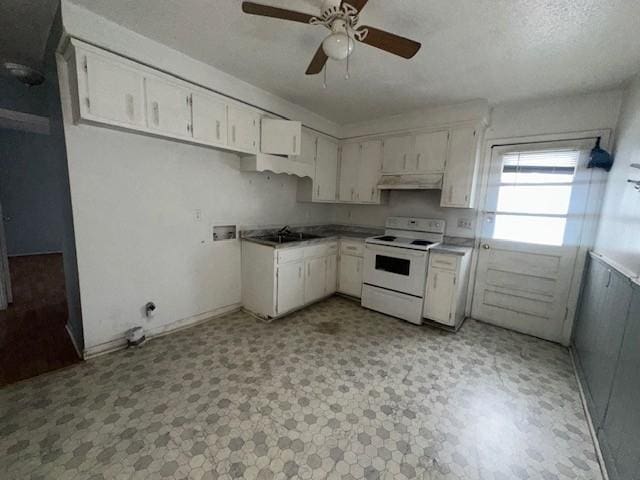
[323,62,328,89]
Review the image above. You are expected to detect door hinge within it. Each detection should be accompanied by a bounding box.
[83,57,88,73]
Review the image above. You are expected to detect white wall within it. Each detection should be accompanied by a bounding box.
[594,75,640,278]
[58,2,338,353]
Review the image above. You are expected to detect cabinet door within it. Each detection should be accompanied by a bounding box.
[80,51,145,127]
[304,257,326,303]
[325,255,337,295]
[277,261,305,315]
[228,106,259,153]
[338,143,360,202]
[414,130,448,173]
[298,129,317,167]
[357,140,383,203]
[315,137,338,201]
[145,76,192,138]
[261,119,302,156]
[424,268,456,325]
[191,91,227,147]
[338,255,363,298]
[441,127,478,207]
[382,135,412,173]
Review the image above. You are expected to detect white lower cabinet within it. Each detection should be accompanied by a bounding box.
[338,240,364,298]
[277,262,305,315]
[304,256,327,304]
[423,250,472,328]
[242,240,338,319]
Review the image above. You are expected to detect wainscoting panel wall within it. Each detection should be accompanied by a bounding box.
[572,253,640,480]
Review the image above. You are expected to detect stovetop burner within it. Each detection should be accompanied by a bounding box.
[411,240,433,246]
[375,235,397,241]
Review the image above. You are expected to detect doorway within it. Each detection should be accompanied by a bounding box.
[472,139,597,343]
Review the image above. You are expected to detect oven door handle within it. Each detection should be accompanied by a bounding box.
[365,244,427,258]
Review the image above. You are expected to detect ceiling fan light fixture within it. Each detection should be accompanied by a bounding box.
[322,32,354,60]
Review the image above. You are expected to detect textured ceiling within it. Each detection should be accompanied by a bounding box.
[0,0,59,68]
[68,0,640,124]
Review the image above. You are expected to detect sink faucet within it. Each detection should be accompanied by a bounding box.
[277,225,292,235]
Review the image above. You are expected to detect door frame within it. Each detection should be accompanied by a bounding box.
[0,199,11,309]
[466,129,612,345]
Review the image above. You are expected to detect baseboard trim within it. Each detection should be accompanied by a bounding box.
[569,347,610,480]
[83,302,242,359]
[65,323,83,359]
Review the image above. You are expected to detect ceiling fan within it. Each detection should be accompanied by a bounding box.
[241,0,421,76]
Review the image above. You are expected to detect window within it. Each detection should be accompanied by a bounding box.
[491,149,580,246]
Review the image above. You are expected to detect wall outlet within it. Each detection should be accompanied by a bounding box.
[457,218,473,230]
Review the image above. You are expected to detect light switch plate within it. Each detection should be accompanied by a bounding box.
[457,218,473,230]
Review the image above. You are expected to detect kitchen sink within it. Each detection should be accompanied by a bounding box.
[256,232,322,244]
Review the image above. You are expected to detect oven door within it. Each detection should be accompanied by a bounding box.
[363,244,428,297]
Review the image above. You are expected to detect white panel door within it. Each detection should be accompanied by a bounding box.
[424,269,456,325]
[304,257,326,303]
[441,127,477,207]
[338,143,360,202]
[472,140,594,342]
[325,255,337,295]
[338,255,363,298]
[277,261,304,315]
[261,119,302,156]
[414,130,449,173]
[315,137,338,201]
[80,51,145,127]
[228,106,259,153]
[191,91,227,147]
[382,135,412,173]
[357,141,383,203]
[145,75,192,138]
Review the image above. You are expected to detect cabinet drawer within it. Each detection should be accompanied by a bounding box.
[430,253,458,271]
[277,248,304,264]
[340,241,364,257]
[305,242,337,259]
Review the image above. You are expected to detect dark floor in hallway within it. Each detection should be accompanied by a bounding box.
[0,253,80,386]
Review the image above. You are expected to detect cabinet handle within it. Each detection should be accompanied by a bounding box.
[216,121,220,140]
[317,185,320,197]
[403,153,407,170]
[371,187,375,200]
[433,273,438,290]
[416,153,421,170]
[356,259,361,273]
[606,269,612,288]
[231,125,236,144]
[298,266,302,278]
[307,263,311,277]
[152,101,159,125]
[448,185,453,203]
[351,188,354,201]
[293,135,297,153]
[125,94,134,120]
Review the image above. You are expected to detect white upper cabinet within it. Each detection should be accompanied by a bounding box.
[441,126,479,208]
[297,129,317,167]
[78,49,145,128]
[414,130,449,173]
[382,135,413,173]
[144,75,192,138]
[315,137,338,201]
[191,91,227,147]
[228,105,259,154]
[357,141,383,203]
[261,119,302,156]
[339,143,360,202]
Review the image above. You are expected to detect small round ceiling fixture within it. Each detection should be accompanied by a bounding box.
[4,62,45,86]
[322,31,354,60]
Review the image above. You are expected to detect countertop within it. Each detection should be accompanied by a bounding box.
[430,244,473,256]
[241,225,381,249]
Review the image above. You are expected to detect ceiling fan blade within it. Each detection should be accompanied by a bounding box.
[306,46,328,75]
[341,0,369,13]
[241,2,314,24]
[356,26,421,59]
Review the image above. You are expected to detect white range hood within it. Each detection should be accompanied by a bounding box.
[377,173,443,190]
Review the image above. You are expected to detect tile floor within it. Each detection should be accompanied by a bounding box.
[0,297,602,480]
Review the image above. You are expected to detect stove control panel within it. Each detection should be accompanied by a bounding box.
[385,217,445,234]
